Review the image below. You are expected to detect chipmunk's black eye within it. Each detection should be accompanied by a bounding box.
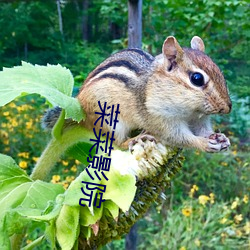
[190,72,204,87]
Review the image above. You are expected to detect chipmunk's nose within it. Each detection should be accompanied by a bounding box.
[219,101,232,114]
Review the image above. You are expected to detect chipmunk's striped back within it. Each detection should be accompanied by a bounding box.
[83,48,155,89]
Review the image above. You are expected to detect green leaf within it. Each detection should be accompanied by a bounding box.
[0,154,65,242]
[45,220,56,249]
[64,169,97,212]
[80,226,92,240]
[104,200,119,219]
[0,154,30,181]
[79,205,103,227]
[27,201,63,222]
[3,210,31,238]
[0,181,64,238]
[20,181,64,213]
[66,142,94,166]
[21,235,45,250]
[0,232,10,250]
[0,62,85,121]
[0,176,32,201]
[102,168,136,212]
[0,182,32,218]
[56,205,80,250]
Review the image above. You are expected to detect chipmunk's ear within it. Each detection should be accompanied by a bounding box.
[162,36,184,63]
[191,36,205,52]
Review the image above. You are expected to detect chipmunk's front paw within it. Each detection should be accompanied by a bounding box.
[206,133,230,152]
[129,134,156,152]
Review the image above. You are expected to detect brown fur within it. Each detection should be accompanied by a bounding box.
[77,36,231,152]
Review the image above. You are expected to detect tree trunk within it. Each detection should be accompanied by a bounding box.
[126,3,143,247]
[82,0,89,41]
[128,0,142,48]
[56,0,63,36]
[125,224,137,250]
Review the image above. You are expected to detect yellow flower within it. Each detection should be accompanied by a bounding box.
[243,195,248,204]
[232,150,237,156]
[71,165,77,172]
[209,193,215,204]
[235,157,242,163]
[18,152,30,159]
[66,176,75,182]
[32,157,39,163]
[3,111,9,116]
[63,182,69,189]
[182,207,192,217]
[11,119,18,127]
[179,247,186,250]
[189,184,199,197]
[194,238,201,247]
[234,214,243,224]
[244,221,250,234]
[3,138,9,145]
[51,175,61,183]
[62,160,69,166]
[17,105,31,112]
[75,159,81,165]
[9,102,16,108]
[231,198,240,209]
[0,130,8,138]
[198,195,210,206]
[236,229,242,237]
[221,232,227,238]
[4,147,10,152]
[220,217,228,224]
[19,161,28,169]
[26,121,33,129]
[221,162,228,167]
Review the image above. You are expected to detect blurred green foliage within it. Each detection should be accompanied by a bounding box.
[0,0,249,97]
[0,0,249,248]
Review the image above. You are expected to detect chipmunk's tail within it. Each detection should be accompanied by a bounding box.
[41,106,62,130]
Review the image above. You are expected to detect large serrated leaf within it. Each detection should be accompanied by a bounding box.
[20,181,64,212]
[0,154,30,181]
[0,154,65,246]
[0,182,33,217]
[0,62,84,121]
[0,176,31,201]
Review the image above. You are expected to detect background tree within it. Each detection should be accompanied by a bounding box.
[0,0,249,249]
[128,0,142,48]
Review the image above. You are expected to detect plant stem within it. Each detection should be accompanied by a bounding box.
[30,125,93,181]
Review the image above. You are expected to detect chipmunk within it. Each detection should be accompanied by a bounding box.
[44,36,232,153]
